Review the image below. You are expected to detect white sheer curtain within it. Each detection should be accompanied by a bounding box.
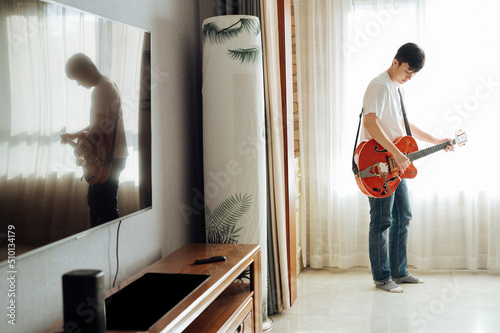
[0,0,143,243]
[295,0,500,270]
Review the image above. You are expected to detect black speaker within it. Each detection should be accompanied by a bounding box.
[62,269,106,333]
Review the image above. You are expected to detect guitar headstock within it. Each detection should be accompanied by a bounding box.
[455,130,467,147]
[60,126,68,144]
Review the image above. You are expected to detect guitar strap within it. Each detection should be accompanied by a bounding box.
[398,88,412,137]
[351,109,364,176]
[351,87,412,176]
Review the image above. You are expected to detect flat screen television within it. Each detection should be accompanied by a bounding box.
[0,0,152,262]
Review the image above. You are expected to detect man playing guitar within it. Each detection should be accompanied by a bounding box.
[61,53,128,228]
[360,43,453,292]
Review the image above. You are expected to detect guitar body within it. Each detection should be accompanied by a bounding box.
[354,136,418,198]
[353,130,466,198]
[62,129,113,185]
[76,134,113,185]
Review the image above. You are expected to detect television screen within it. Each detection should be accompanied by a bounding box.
[0,0,152,261]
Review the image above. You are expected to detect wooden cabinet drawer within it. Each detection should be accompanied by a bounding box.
[233,301,253,333]
[183,283,254,333]
[232,295,253,333]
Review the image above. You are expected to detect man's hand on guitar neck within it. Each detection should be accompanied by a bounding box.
[60,129,89,142]
[439,138,455,152]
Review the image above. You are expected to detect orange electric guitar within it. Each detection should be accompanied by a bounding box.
[61,127,113,185]
[354,130,467,198]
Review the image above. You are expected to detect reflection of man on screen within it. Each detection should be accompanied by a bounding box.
[61,53,128,227]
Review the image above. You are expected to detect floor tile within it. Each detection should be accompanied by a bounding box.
[269,267,500,333]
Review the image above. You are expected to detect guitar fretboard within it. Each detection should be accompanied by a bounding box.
[409,139,456,162]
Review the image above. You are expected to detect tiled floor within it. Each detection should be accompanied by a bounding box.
[269,267,500,333]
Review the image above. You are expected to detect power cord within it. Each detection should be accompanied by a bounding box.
[112,220,123,288]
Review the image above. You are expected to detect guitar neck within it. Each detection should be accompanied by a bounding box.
[409,139,455,162]
[62,138,77,149]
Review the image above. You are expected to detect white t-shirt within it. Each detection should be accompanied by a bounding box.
[90,76,128,159]
[361,71,406,142]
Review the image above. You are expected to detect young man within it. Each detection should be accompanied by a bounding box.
[361,43,453,292]
[61,53,128,227]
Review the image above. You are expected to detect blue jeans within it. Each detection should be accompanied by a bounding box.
[368,179,412,282]
[88,158,126,227]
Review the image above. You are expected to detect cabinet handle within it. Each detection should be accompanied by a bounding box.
[235,323,243,333]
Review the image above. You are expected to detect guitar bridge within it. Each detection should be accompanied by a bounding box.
[369,162,389,178]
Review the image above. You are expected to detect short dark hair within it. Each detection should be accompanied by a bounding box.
[65,53,98,79]
[394,43,425,72]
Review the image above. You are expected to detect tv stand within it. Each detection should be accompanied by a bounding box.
[44,243,262,333]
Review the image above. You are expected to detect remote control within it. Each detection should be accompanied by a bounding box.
[194,256,227,265]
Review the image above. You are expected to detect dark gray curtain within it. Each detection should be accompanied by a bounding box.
[199,0,261,22]
[214,0,261,16]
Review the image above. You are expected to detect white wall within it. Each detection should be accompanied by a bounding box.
[0,0,205,331]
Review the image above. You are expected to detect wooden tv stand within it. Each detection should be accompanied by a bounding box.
[44,243,262,333]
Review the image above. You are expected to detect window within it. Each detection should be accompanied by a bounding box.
[2,2,144,184]
[346,0,500,193]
